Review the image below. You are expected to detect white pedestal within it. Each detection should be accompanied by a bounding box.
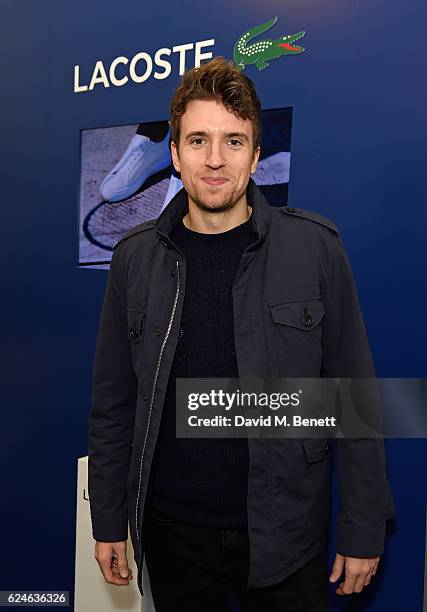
[74,456,155,612]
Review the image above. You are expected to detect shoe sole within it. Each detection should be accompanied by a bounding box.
[100,155,171,202]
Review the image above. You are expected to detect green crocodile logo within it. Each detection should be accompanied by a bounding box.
[233,16,305,71]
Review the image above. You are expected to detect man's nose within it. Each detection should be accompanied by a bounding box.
[205,142,226,168]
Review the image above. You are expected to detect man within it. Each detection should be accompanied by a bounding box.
[88,56,394,611]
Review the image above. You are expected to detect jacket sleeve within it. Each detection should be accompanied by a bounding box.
[88,244,138,542]
[320,231,395,557]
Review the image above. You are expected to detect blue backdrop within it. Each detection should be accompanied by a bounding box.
[2,0,426,609]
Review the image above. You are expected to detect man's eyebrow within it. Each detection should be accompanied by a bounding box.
[184,130,249,143]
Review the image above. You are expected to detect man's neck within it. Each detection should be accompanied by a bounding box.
[182,197,252,235]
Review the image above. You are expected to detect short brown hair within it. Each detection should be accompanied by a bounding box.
[170,56,262,153]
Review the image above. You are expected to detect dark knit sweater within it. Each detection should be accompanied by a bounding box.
[148,213,256,528]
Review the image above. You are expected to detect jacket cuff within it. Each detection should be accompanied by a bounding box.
[90,512,129,542]
[336,522,386,558]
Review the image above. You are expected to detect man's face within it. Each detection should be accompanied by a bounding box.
[170,99,260,213]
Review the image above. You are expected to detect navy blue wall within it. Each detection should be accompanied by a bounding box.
[2,0,426,609]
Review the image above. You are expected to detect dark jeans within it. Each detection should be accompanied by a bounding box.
[144,508,330,612]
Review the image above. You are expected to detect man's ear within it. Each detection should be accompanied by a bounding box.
[250,146,261,174]
[170,140,181,173]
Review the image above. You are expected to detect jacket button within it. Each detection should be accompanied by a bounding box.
[154,328,161,336]
[171,270,175,277]
[128,328,139,340]
[324,444,329,454]
[143,394,149,402]
[301,313,313,327]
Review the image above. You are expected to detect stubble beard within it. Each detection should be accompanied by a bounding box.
[190,181,239,214]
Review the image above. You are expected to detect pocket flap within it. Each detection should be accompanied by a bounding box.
[127,309,146,341]
[269,298,324,331]
[302,438,330,463]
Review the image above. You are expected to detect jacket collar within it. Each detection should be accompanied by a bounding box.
[154,177,272,250]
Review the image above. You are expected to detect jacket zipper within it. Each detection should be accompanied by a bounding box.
[135,259,181,541]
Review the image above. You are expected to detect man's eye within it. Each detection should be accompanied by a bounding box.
[189,139,243,147]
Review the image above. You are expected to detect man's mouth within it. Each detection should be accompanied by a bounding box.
[202,177,228,186]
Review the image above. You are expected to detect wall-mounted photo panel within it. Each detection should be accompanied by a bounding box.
[78,108,292,267]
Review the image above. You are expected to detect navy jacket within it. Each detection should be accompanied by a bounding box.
[88,177,394,597]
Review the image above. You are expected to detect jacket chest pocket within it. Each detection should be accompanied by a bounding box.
[268,297,325,376]
[127,308,146,368]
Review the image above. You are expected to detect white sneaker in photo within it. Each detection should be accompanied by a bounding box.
[253,151,291,185]
[100,129,171,202]
[160,174,184,213]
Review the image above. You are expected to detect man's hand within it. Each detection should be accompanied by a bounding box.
[94,540,134,586]
[329,553,380,595]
